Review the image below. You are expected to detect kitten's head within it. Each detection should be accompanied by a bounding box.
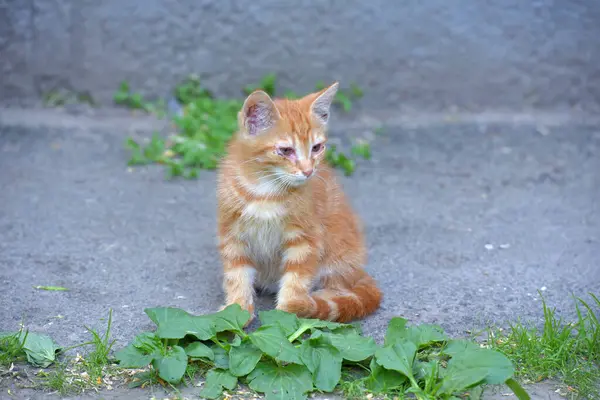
[235,82,339,188]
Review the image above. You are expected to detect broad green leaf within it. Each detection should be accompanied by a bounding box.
[364,357,407,393]
[229,339,263,376]
[467,385,484,400]
[247,360,313,400]
[184,342,214,361]
[144,307,215,340]
[299,336,342,392]
[440,347,515,393]
[374,341,417,379]
[212,304,251,333]
[442,339,482,357]
[18,332,61,368]
[249,325,302,364]
[384,317,407,346]
[296,318,348,333]
[322,329,377,362]
[132,332,163,353]
[116,332,162,368]
[385,317,448,348]
[199,368,238,399]
[210,343,229,369]
[258,310,299,336]
[231,334,242,347]
[115,345,156,368]
[439,368,487,394]
[152,345,187,384]
[413,360,438,381]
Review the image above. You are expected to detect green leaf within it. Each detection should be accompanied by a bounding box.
[384,317,408,345]
[439,347,515,394]
[19,332,61,368]
[144,307,215,340]
[229,339,263,377]
[247,360,313,400]
[442,339,482,357]
[350,83,364,98]
[152,345,187,384]
[249,325,302,364]
[351,142,371,160]
[258,310,299,336]
[364,357,407,393]
[132,331,163,353]
[210,343,229,369]
[297,318,348,333]
[33,285,68,291]
[322,329,377,362]
[299,335,342,392]
[374,341,418,379]
[384,317,448,348]
[115,332,163,368]
[184,342,214,361]
[212,304,251,333]
[199,368,238,399]
[115,344,156,368]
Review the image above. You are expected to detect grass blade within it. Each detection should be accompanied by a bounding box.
[33,286,68,291]
[505,378,531,400]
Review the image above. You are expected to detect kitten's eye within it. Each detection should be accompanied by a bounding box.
[278,147,295,157]
[312,143,323,153]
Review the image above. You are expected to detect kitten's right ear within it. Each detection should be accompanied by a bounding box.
[238,90,280,136]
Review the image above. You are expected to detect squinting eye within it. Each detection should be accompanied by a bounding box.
[278,147,295,157]
[312,143,323,153]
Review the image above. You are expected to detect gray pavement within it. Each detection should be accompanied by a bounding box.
[1,108,599,398]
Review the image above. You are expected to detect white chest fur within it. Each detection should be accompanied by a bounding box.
[237,200,287,290]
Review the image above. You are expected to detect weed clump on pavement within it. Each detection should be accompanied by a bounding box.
[1,310,122,395]
[114,305,528,400]
[489,293,600,399]
[117,74,372,178]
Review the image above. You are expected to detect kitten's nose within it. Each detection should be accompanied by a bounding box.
[301,168,314,177]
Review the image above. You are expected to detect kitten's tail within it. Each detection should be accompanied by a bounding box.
[309,271,382,323]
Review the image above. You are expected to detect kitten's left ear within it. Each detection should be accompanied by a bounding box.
[310,81,339,125]
[239,90,281,136]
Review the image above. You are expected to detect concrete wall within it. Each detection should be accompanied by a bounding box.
[1,0,600,111]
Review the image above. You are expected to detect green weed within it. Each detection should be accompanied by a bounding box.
[81,308,117,382]
[489,293,600,399]
[119,74,373,179]
[113,305,528,400]
[43,89,97,108]
[0,328,28,367]
[35,310,119,395]
[113,81,165,115]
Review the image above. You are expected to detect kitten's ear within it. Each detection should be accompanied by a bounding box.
[239,90,280,136]
[310,81,339,125]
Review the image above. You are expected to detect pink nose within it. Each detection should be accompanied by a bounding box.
[302,168,314,177]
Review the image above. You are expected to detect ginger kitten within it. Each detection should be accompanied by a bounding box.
[216,82,382,323]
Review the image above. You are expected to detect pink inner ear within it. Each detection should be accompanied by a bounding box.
[246,102,272,136]
[246,105,260,136]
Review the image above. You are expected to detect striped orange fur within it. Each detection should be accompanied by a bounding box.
[216,82,382,323]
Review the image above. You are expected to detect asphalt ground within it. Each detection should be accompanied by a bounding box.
[1,108,598,399]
